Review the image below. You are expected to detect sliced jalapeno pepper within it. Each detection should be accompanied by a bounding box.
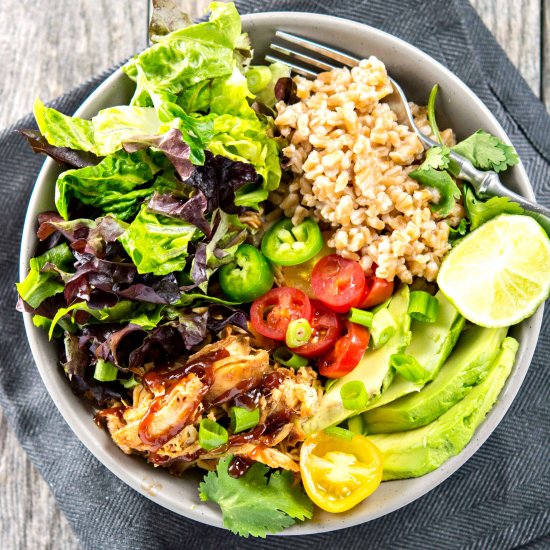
[219,244,274,303]
[261,218,323,266]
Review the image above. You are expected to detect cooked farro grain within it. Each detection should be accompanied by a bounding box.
[273,57,464,283]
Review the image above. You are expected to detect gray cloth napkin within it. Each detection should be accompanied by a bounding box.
[1,0,549,548]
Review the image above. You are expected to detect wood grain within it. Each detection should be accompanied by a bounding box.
[0,0,149,129]
[544,0,550,111]
[0,1,546,549]
[470,0,541,95]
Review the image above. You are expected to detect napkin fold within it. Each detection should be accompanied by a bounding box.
[1,0,549,548]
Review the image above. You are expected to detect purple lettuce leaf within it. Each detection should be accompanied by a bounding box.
[206,304,249,335]
[18,129,102,168]
[185,151,259,215]
[147,189,211,236]
[123,128,194,180]
[149,0,192,43]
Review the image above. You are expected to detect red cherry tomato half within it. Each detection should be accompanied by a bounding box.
[318,321,370,379]
[311,255,366,313]
[360,275,395,309]
[293,300,342,358]
[250,287,312,341]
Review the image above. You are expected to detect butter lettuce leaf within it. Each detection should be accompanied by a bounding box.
[34,98,95,152]
[118,205,199,275]
[34,98,163,157]
[17,243,75,309]
[55,150,162,220]
[122,2,243,95]
[92,106,162,156]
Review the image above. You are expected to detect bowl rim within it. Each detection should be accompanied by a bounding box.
[19,11,543,535]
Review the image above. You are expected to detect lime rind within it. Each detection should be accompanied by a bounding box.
[437,214,550,327]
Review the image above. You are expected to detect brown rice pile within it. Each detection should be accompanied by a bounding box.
[272,57,464,283]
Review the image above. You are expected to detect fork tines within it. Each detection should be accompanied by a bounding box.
[266,31,360,77]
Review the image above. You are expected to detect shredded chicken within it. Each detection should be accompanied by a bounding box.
[100,333,322,473]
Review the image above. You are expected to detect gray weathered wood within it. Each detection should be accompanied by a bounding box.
[0,0,149,129]
[470,0,541,95]
[0,1,546,549]
[544,0,550,111]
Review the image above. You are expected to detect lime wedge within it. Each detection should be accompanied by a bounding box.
[437,214,550,327]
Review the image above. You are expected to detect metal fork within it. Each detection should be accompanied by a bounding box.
[267,31,550,221]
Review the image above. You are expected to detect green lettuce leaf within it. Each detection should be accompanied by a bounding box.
[118,205,199,275]
[55,150,162,220]
[34,98,95,152]
[91,106,162,156]
[48,300,165,339]
[17,243,75,308]
[34,98,163,157]
[122,2,243,96]
[199,455,313,538]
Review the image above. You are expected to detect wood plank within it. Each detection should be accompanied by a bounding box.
[470,0,541,96]
[0,414,78,550]
[544,0,550,111]
[0,3,150,549]
[0,0,149,129]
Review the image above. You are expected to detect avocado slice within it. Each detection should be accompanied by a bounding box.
[362,325,508,434]
[367,336,518,480]
[303,285,411,435]
[363,291,465,412]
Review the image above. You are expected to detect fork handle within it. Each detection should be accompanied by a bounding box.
[450,151,550,234]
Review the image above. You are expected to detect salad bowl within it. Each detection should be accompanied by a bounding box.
[19,10,543,534]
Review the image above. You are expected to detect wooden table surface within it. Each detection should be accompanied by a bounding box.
[1,1,548,548]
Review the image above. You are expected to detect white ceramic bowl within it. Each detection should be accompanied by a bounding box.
[20,12,543,534]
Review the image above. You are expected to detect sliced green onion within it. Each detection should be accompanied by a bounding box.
[324,426,354,441]
[121,375,140,389]
[285,318,312,348]
[408,291,440,323]
[390,353,431,383]
[93,359,118,382]
[371,308,397,348]
[348,308,374,328]
[340,380,368,410]
[246,65,273,93]
[347,415,367,436]
[324,378,338,392]
[230,406,260,434]
[199,418,228,451]
[427,84,442,144]
[273,347,308,369]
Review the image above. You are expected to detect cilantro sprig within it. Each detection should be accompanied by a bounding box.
[411,85,521,220]
[199,455,314,538]
[452,130,519,173]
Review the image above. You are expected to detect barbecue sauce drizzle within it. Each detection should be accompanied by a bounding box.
[96,350,295,478]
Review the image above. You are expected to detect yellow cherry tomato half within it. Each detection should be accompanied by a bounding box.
[300,430,383,513]
[282,233,334,298]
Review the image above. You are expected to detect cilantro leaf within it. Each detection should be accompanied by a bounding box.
[417,146,451,171]
[409,166,461,217]
[199,455,314,538]
[452,130,519,173]
[464,185,524,230]
[448,217,469,243]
